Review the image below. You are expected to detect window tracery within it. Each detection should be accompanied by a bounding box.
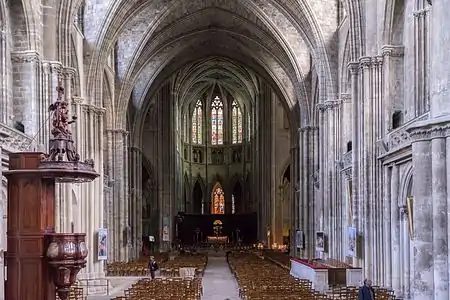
[192,100,203,144]
[232,100,243,144]
[211,96,224,145]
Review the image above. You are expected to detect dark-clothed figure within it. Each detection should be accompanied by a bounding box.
[148,256,159,279]
[358,279,375,300]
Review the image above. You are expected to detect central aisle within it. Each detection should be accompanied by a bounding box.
[202,255,241,300]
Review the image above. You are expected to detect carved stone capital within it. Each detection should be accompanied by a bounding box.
[299,125,318,133]
[81,104,106,116]
[339,151,352,170]
[11,51,40,63]
[413,7,430,17]
[0,27,6,39]
[42,61,63,76]
[342,168,352,180]
[347,62,360,75]
[372,55,384,66]
[381,45,405,58]
[107,128,129,136]
[312,170,320,190]
[62,67,77,79]
[388,130,411,152]
[399,205,408,220]
[317,100,340,112]
[340,93,351,103]
[72,97,83,104]
[359,56,372,69]
[408,125,450,141]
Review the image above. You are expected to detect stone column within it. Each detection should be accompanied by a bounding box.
[156,83,176,251]
[270,96,277,246]
[348,62,360,267]
[328,100,341,258]
[359,56,372,274]
[317,104,326,259]
[311,127,319,256]
[410,137,433,299]
[0,147,3,297]
[0,27,10,125]
[300,125,317,258]
[390,164,400,293]
[298,127,307,257]
[11,51,40,137]
[383,166,392,288]
[71,103,106,291]
[130,147,143,259]
[431,137,448,298]
[290,138,299,257]
[429,0,450,117]
[106,129,130,261]
[381,45,405,131]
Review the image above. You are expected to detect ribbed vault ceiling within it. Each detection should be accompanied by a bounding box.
[82,0,335,125]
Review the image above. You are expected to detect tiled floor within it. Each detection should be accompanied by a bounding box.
[201,256,240,300]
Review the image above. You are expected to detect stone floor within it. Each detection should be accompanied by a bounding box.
[201,256,240,300]
[86,277,144,299]
[88,253,241,300]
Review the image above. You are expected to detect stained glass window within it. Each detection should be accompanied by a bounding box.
[232,100,243,144]
[192,100,203,144]
[211,96,224,145]
[212,184,225,214]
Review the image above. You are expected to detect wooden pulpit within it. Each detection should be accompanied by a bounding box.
[4,152,56,300]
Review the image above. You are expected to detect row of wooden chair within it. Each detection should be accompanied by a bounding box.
[56,282,83,300]
[111,277,202,300]
[228,252,331,299]
[330,286,395,300]
[159,253,207,278]
[262,251,396,300]
[263,250,292,268]
[106,253,168,276]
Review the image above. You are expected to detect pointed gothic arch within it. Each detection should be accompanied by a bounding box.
[192,176,205,214]
[191,99,203,144]
[183,173,190,213]
[232,181,243,214]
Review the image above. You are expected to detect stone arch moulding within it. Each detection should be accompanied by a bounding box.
[280,159,292,186]
[340,31,351,94]
[183,173,191,206]
[398,164,413,207]
[193,175,206,197]
[228,173,244,193]
[141,153,154,177]
[10,0,38,51]
[340,0,363,60]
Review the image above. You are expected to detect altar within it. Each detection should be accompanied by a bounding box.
[290,258,329,292]
[290,258,363,292]
[206,236,229,244]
